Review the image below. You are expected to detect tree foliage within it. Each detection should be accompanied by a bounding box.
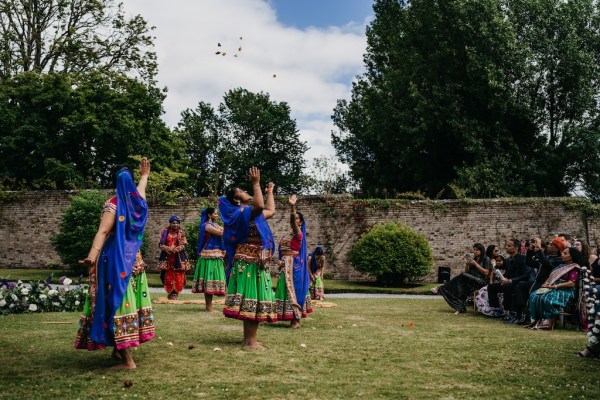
[0,70,183,189]
[348,222,434,284]
[302,156,356,195]
[177,88,308,195]
[0,0,157,83]
[333,0,600,199]
[51,190,109,271]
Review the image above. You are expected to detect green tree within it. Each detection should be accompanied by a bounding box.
[0,0,157,83]
[303,156,355,195]
[177,88,308,194]
[51,190,109,271]
[176,101,233,196]
[0,70,184,189]
[348,222,433,285]
[333,0,600,199]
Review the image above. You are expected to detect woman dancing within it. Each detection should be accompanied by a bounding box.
[219,167,277,349]
[192,207,226,311]
[274,195,312,328]
[74,158,154,369]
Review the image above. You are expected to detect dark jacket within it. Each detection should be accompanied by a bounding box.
[504,254,534,283]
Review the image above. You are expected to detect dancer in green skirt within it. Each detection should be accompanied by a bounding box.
[275,195,312,328]
[75,158,154,369]
[219,167,277,350]
[192,207,226,311]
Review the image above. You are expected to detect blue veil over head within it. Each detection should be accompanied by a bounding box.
[293,220,310,308]
[218,195,274,279]
[91,168,148,346]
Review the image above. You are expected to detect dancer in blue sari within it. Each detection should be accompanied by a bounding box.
[75,158,151,369]
[219,167,277,349]
[275,195,312,328]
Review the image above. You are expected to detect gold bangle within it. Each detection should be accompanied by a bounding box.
[92,246,102,252]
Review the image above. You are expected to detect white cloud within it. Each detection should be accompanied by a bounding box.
[122,0,367,162]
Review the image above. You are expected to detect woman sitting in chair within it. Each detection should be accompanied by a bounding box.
[432,243,491,314]
[527,246,584,330]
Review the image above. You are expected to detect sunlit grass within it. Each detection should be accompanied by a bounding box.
[1,298,598,400]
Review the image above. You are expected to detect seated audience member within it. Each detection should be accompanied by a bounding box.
[486,244,499,261]
[510,237,565,325]
[573,239,596,268]
[432,243,491,314]
[487,239,533,319]
[527,247,584,330]
[475,255,505,316]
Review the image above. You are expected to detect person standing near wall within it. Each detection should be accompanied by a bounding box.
[192,207,226,311]
[274,195,312,328]
[158,216,191,300]
[219,167,277,349]
[74,158,154,369]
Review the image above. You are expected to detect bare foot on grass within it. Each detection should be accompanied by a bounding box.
[109,362,137,370]
[243,342,266,351]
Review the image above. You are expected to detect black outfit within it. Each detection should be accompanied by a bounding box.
[439,257,492,313]
[487,254,532,313]
[509,251,561,321]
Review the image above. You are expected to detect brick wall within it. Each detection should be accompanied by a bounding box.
[1,192,597,281]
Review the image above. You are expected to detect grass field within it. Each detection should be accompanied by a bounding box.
[0,296,598,400]
[0,268,438,294]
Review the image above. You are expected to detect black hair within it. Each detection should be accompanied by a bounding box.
[566,247,585,267]
[485,244,497,259]
[473,243,486,262]
[315,246,324,256]
[225,185,238,204]
[495,255,505,263]
[296,211,305,225]
[510,239,521,251]
[205,207,216,216]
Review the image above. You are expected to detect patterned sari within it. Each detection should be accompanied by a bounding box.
[219,196,277,322]
[74,169,154,351]
[275,221,313,320]
[529,263,580,321]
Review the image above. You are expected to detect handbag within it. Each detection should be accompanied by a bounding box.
[535,287,553,295]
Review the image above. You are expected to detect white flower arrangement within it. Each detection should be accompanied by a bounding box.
[0,277,87,315]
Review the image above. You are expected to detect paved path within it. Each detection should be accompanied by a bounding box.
[147,287,441,299]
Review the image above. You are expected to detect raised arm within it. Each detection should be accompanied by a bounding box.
[263,181,276,220]
[79,211,115,268]
[250,167,264,217]
[289,195,300,236]
[137,157,150,199]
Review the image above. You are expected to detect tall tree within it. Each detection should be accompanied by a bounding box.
[333,0,600,199]
[177,88,308,195]
[0,70,182,189]
[0,0,157,83]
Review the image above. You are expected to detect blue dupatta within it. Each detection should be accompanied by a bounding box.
[293,221,310,308]
[218,195,274,280]
[91,168,147,346]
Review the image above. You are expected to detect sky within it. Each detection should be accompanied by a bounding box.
[122,0,375,165]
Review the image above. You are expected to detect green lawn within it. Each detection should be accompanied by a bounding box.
[0,297,598,400]
[0,268,438,295]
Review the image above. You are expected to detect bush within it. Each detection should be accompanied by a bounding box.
[348,223,433,285]
[51,190,150,273]
[184,217,201,265]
